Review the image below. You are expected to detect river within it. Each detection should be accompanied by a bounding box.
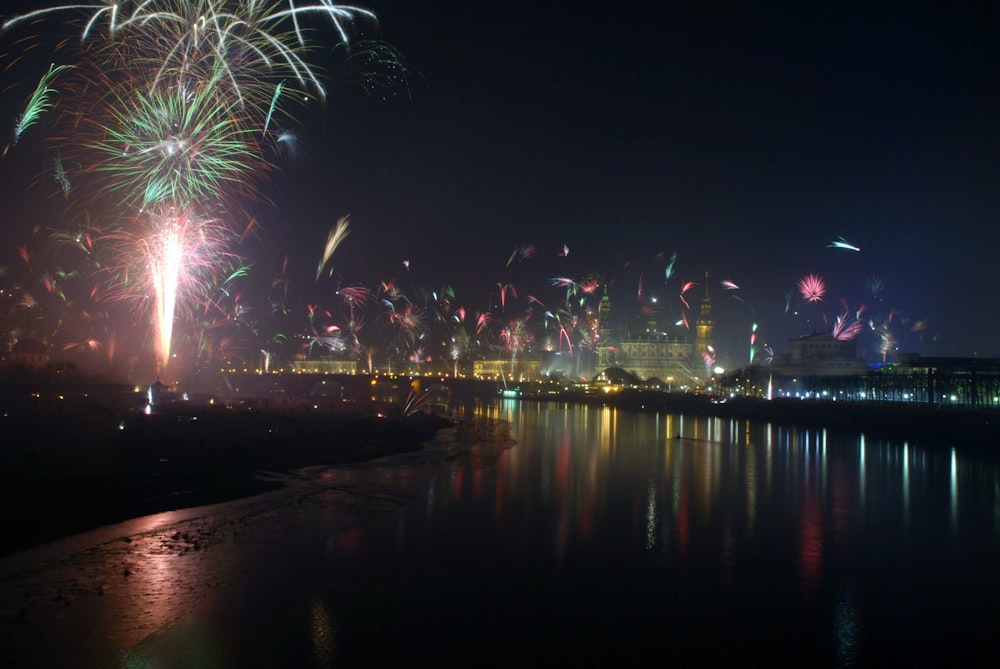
[1,398,998,667]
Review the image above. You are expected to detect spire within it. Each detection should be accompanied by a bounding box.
[700,271,712,318]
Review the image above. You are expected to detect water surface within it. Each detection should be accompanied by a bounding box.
[2,399,998,667]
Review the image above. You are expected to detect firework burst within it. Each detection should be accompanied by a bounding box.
[797,273,826,303]
[3,1,397,374]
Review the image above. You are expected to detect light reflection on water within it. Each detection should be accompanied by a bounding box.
[317,399,1000,666]
[2,399,999,668]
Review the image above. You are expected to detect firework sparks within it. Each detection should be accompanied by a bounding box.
[797,273,826,303]
[828,236,861,252]
[317,215,351,280]
[506,243,536,267]
[52,151,72,197]
[99,207,239,368]
[5,63,73,156]
[679,280,697,310]
[3,1,393,374]
[832,310,863,341]
[264,80,285,134]
[664,250,678,281]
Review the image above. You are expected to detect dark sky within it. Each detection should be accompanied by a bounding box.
[269,0,1000,362]
[290,2,1000,356]
[2,1,999,366]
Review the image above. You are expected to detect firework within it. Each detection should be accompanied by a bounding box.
[336,39,415,101]
[317,215,351,280]
[506,243,536,267]
[92,82,265,210]
[828,236,861,252]
[3,1,392,374]
[52,151,72,197]
[797,273,826,303]
[832,308,863,341]
[4,63,73,156]
[3,1,378,102]
[679,280,697,309]
[664,250,678,281]
[98,206,241,367]
[263,81,285,134]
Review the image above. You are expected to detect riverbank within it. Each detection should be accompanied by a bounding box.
[5,372,998,557]
[0,381,455,558]
[515,388,1000,446]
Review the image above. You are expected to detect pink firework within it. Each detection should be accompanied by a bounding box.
[832,312,863,340]
[100,207,236,374]
[797,273,826,303]
[475,311,493,335]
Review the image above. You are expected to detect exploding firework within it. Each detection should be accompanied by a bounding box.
[797,273,826,303]
[3,1,394,374]
[98,206,241,366]
[832,310,863,341]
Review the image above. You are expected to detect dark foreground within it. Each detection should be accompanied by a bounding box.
[0,381,452,558]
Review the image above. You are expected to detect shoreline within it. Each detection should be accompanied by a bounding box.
[0,411,514,667]
[512,389,1000,446]
[5,373,996,558]
[0,385,457,558]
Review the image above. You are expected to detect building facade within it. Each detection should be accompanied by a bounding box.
[595,280,715,386]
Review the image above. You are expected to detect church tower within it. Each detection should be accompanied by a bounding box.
[597,285,612,344]
[597,285,614,368]
[694,272,714,371]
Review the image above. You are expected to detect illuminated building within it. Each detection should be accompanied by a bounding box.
[291,359,360,374]
[694,272,715,365]
[6,338,50,369]
[774,332,869,377]
[595,284,702,387]
[473,356,544,382]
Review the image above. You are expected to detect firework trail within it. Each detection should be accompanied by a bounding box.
[52,151,71,197]
[679,280,697,310]
[263,81,285,134]
[317,215,351,280]
[828,236,861,252]
[4,63,73,156]
[664,250,678,281]
[506,243,536,267]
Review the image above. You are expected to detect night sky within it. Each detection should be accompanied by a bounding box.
[2,1,999,369]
